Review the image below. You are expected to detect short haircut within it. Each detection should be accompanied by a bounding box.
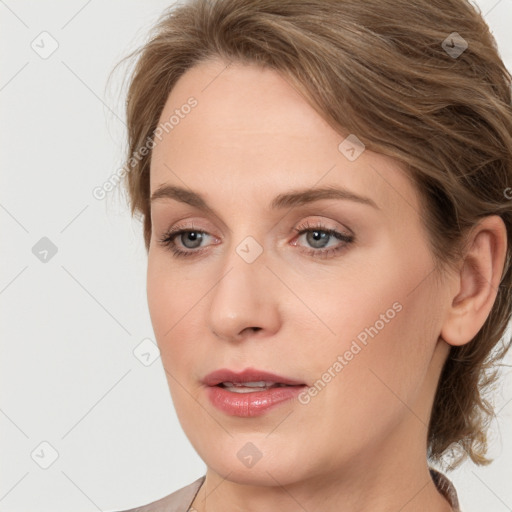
[113,0,512,468]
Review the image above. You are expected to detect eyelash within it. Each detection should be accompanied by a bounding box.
[158,220,354,259]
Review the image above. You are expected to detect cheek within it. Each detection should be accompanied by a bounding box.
[147,258,173,340]
[146,253,201,336]
[146,256,199,365]
[308,243,440,423]
[287,290,439,464]
[147,260,206,422]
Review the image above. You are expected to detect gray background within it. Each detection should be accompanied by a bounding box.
[1,1,511,510]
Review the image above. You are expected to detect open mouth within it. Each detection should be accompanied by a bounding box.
[218,381,301,393]
[204,370,308,416]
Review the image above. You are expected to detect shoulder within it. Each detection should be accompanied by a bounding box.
[114,475,205,512]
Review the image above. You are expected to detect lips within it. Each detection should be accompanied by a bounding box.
[202,368,307,417]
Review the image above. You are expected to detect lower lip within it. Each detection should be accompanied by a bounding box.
[206,385,306,417]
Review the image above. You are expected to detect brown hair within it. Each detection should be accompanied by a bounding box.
[113,0,512,468]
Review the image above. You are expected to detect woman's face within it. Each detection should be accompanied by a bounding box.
[147,57,451,485]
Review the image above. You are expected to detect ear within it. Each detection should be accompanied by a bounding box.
[441,215,508,347]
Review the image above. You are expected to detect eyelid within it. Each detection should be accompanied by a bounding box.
[158,217,350,243]
[294,217,353,237]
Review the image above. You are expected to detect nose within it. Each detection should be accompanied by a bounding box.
[207,248,281,343]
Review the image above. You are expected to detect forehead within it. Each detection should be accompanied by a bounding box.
[151,58,341,164]
[149,58,418,218]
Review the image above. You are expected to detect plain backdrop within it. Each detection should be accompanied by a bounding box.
[1,1,511,511]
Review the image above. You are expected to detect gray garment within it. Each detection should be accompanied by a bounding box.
[430,468,461,511]
[116,468,460,512]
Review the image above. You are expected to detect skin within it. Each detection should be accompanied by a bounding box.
[147,57,507,512]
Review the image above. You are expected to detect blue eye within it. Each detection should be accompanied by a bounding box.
[292,221,354,259]
[159,228,212,257]
[158,221,354,259]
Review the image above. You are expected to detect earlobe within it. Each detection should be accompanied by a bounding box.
[440,215,507,347]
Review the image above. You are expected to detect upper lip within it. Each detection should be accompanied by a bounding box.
[202,368,306,386]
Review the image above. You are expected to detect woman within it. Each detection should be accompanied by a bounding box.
[113,0,512,510]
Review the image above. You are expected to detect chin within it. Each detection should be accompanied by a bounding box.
[194,436,316,487]
[208,459,303,487]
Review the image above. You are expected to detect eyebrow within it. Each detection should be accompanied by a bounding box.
[150,184,380,211]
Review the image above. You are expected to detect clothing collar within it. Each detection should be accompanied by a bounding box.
[429,467,461,511]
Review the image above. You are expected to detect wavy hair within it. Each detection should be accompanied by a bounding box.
[112,0,512,468]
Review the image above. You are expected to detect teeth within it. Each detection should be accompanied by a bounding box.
[224,381,273,387]
[221,381,290,392]
[226,387,266,393]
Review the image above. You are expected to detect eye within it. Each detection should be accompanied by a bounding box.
[158,223,216,258]
[292,220,354,259]
[157,220,355,259]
